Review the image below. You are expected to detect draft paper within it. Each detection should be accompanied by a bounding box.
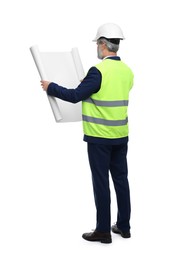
[30,45,85,122]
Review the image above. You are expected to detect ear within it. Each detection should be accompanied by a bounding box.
[101,42,107,51]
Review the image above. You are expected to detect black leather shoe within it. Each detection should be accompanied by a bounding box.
[111,224,131,238]
[82,230,112,244]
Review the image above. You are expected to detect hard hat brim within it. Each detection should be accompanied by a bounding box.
[92,37,125,42]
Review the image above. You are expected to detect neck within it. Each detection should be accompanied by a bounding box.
[103,51,117,58]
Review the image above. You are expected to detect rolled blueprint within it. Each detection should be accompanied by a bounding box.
[71,48,85,82]
[30,45,62,122]
[30,45,85,122]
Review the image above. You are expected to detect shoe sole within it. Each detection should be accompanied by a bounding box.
[100,238,112,244]
[83,238,112,244]
[82,236,112,244]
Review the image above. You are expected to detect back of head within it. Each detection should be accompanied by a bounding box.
[97,37,120,52]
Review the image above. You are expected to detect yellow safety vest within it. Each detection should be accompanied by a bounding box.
[82,59,134,139]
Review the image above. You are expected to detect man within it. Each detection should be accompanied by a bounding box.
[41,23,134,244]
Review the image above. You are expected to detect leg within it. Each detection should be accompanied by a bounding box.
[110,143,131,232]
[87,143,112,233]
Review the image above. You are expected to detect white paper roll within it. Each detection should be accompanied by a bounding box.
[30,45,62,122]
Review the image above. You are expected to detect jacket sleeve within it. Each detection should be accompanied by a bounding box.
[47,67,101,103]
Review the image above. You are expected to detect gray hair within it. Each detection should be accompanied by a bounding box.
[97,38,119,52]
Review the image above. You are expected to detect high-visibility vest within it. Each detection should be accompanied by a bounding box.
[82,59,134,139]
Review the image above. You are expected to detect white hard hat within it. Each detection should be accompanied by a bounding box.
[93,23,125,41]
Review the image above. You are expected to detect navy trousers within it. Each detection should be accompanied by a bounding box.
[87,142,131,233]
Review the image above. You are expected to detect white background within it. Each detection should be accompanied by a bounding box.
[0,0,178,259]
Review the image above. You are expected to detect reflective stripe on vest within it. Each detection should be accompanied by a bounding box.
[84,97,129,107]
[82,115,128,126]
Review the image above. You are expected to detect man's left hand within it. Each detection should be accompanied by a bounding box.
[40,80,51,91]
